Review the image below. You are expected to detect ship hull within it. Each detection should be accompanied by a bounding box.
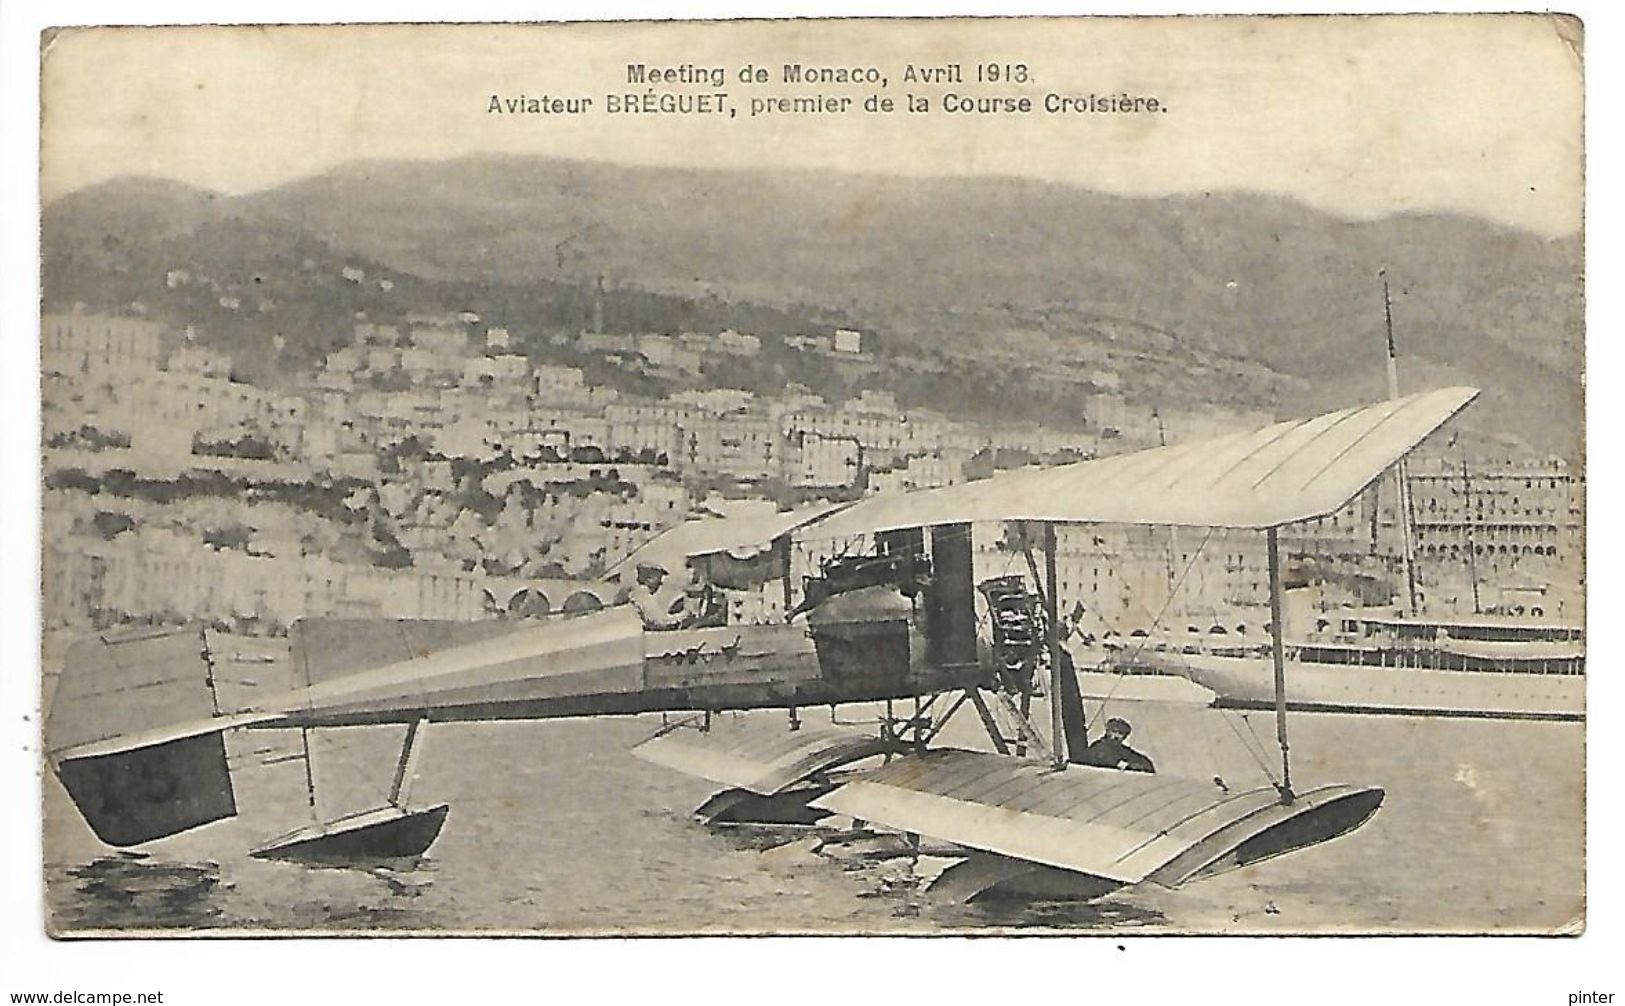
[1180,653,1584,722]
[1074,669,1218,705]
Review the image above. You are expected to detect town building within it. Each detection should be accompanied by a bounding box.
[789,431,863,488]
[42,313,165,376]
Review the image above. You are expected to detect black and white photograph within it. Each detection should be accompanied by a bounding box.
[13,8,1597,962]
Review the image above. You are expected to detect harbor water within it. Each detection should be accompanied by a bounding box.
[42,672,1584,935]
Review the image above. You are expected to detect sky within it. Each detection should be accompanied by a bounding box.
[39,15,1583,236]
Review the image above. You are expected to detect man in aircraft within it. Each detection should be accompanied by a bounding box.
[629,562,694,630]
[1080,717,1156,774]
[630,560,725,630]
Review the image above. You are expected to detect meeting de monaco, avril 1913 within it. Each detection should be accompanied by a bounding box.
[485,60,1165,117]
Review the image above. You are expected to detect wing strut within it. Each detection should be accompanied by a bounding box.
[1015,540,1045,758]
[968,691,1011,755]
[1019,522,1090,768]
[990,689,1054,763]
[1043,523,1068,769]
[388,718,430,809]
[1267,527,1293,803]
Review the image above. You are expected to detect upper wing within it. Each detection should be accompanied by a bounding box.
[805,386,1477,536]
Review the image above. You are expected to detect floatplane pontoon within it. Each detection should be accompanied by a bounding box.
[45,387,1479,902]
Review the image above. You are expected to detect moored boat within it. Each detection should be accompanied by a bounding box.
[1176,613,1584,721]
[1072,639,1221,705]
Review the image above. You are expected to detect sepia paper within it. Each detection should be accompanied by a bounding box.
[36,15,1584,938]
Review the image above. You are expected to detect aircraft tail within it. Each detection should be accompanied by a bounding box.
[46,628,253,846]
[53,727,239,846]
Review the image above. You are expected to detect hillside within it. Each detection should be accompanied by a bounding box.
[42,156,1584,456]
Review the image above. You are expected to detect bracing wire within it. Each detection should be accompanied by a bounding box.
[1084,525,1216,728]
[1220,708,1282,787]
[1056,524,1289,787]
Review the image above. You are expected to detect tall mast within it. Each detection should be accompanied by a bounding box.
[1266,528,1294,803]
[1461,457,1483,614]
[1382,269,1421,616]
[1155,408,1181,606]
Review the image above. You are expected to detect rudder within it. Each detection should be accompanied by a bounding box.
[55,729,238,846]
[46,628,242,846]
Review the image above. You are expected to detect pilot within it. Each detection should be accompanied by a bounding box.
[629,562,692,630]
[1079,717,1156,774]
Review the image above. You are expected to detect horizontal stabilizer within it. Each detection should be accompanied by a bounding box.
[812,748,1380,885]
[270,608,647,723]
[55,731,237,847]
[632,717,895,795]
[289,617,533,686]
[46,628,219,756]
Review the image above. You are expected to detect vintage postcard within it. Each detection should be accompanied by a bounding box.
[36,15,1584,938]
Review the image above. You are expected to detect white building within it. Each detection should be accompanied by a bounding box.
[670,388,756,415]
[790,431,862,488]
[167,345,233,379]
[533,365,591,404]
[637,335,702,372]
[353,322,402,347]
[410,322,470,358]
[685,414,780,479]
[400,347,460,383]
[42,314,164,376]
[461,355,531,389]
[717,329,762,355]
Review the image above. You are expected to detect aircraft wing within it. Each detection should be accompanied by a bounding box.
[812,748,1381,886]
[631,715,895,796]
[804,386,1478,536]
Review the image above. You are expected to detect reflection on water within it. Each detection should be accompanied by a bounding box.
[232,855,441,932]
[946,893,1168,931]
[282,857,437,895]
[53,856,228,931]
[363,862,437,899]
[49,851,440,934]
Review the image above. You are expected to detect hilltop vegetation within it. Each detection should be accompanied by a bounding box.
[43,156,1583,456]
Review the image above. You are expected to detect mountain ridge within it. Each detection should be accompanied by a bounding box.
[42,157,1584,458]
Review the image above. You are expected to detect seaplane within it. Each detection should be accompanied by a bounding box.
[45,386,1478,903]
